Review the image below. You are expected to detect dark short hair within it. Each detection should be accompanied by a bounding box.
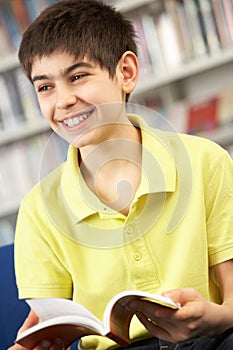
[18,0,138,81]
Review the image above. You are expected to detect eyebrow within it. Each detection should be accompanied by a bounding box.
[31,62,94,84]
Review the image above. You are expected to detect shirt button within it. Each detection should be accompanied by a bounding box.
[134,252,142,261]
[126,225,133,234]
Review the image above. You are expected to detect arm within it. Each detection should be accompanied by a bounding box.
[128,259,233,343]
[8,309,66,350]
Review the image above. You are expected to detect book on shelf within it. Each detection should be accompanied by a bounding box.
[156,11,182,68]
[187,96,219,134]
[3,70,25,124]
[0,132,67,204]
[221,0,233,42]
[173,0,196,61]
[9,0,31,33]
[13,67,41,122]
[0,0,59,54]
[0,2,21,50]
[182,0,208,58]
[0,9,14,56]
[15,290,180,349]
[140,13,165,74]
[0,75,18,130]
[196,0,221,54]
[133,17,154,77]
[218,86,233,125]
[164,0,189,62]
[211,0,230,48]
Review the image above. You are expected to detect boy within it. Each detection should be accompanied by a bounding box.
[10,0,233,349]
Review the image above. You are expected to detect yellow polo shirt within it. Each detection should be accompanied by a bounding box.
[15,115,233,349]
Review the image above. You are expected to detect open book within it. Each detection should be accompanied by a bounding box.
[15,290,180,348]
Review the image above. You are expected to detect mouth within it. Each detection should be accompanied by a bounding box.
[61,108,94,128]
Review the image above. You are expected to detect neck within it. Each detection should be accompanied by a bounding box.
[79,124,142,215]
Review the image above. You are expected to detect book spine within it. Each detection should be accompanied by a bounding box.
[3,71,26,125]
[0,9,14,56]
[0,75,17,129]
[0,3,21,50]
[175,0,196,61]
[164,0,187,62]
[13,67,41,122]
[221,0,233,43]
[9,0,31,33]
[155,11,182,68]
[182,0,208,57]
[133,18,153,77]
[140,14,165,74]
[0,131,67,203]
[197,0,221,54]
[211,0,231,48]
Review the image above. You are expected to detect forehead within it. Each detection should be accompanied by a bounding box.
[31,51,96,82]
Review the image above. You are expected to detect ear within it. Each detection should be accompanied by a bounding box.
[117,51,139,95]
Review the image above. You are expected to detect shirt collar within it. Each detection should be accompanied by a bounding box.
[61,114,177,223]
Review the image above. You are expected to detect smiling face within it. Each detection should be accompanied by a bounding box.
[31,51,138,149]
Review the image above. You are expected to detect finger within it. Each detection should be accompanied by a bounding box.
[136,312,174,342]
[19,310,40,333]
[128,299,165,316]
[162,288,204,306]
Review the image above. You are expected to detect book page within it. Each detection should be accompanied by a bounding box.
[27,298,100,324]
[103,290,180,336]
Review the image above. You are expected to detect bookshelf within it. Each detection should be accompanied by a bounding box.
[0,0,233,228]
[133,47,233,97]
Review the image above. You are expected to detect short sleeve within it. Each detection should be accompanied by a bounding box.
[206,150,233,266]
[14,189,73,299]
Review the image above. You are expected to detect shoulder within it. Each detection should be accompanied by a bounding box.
[163,131,231,165]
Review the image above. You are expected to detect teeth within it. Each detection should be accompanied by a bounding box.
[64,112,90,127]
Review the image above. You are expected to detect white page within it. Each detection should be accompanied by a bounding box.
[27,298,101,324]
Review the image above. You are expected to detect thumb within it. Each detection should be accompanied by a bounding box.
[162,288,203,306]
[19,309,40,333]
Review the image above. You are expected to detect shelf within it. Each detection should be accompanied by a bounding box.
[0,118,51,146]
[114,0,154,12]
[133,48,233,97]
[0,52,19,73]
[199,124,233,146]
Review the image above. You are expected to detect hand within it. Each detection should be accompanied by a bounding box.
[8,309,65,350]
[128,288,223,343]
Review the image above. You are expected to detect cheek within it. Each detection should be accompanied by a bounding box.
[84,81,122,104]
[39,99,53,121]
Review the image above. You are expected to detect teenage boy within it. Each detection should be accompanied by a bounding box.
[10,1,233,350]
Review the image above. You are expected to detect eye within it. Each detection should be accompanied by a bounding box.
[37,84,52,93]
[71,73,88,82]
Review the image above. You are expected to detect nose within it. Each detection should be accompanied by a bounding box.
[56,85,78,110]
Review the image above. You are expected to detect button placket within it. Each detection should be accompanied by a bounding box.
[123,224,160,289]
